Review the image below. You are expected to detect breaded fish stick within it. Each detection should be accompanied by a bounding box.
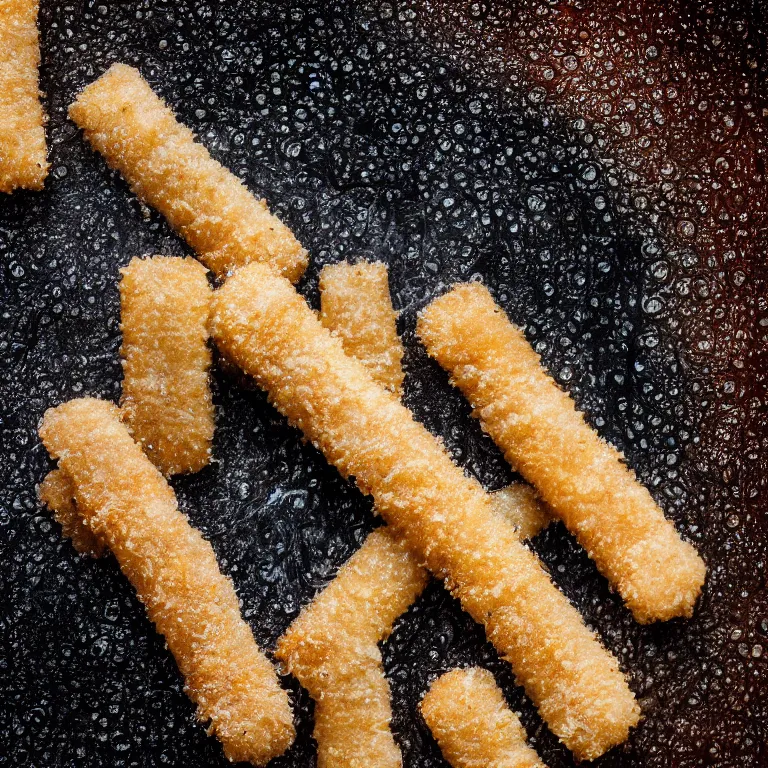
[277,528,427,768]
[119,256,214,475]
[421,667,546,768]
[210,263,640,761]
[0,0,48,192]
[69,64,307,281]
[39,398,294,765]
[282,266,550,766]
[319,262,405,396]
[417,283,706,624]
[39,469,105,558]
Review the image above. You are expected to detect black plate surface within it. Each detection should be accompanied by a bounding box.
[1,1,766,766]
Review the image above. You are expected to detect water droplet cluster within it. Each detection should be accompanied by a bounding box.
[0,1,765,766]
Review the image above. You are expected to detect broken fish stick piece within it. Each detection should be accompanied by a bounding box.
[39,398,295,765]
[277,528,426,767]
[39,469,106,558]
[421,667,546,768]
[68,64,307,281]
[417,283,706,624]
[319,261,405,396]
[120,255,214,475]
[211,263,640,761]
[0,0,48,192]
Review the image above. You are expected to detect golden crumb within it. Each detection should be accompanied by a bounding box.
[211,263,640,761]
[417,283,706,624]
[119,255,214,475]
[421,667,546,768]
[490,484,552,541]
[0,0,48,192]
[276,528,427,767]
[68,64,307,281]
[39,470,106,558]
[39,398,294,765]
[319,262,405,396]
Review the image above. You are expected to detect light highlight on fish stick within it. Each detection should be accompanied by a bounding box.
[210,262,640,761]
[120,255,214,475]
[68,63,307,281]
[421,667,546,768]
[0,0,48,192]
[39,469,105,558]
[319,261,405,396]
[39,398,294,765]
[277,528,428,768]
[417,283,706,624]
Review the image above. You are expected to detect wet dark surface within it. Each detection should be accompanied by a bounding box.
[0,1,766,766]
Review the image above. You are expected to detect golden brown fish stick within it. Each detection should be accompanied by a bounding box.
[319,261,405,396]
[417,283,706,624]
[421,667,546,768]
[210,262,640,761]
[39,398,294,766]
[277,528,427,768]
[120,256,214,475]
[68,64,307,281]
[0,0,48,192]
[39,469,105,558]
[285,266,550,767]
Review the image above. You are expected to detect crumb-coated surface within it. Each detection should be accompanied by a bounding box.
[69,64,307,281]
[421,667,546,768]
[2,2,763,764]
[119,255,214,476]
[319,261,406,396]
[39,469,105,558]
[0,0,48,192]
[418,283,706,624]
[211,262,640,761]
[280,267,414,767]
[277,529,427,768]
[38,398,295,765]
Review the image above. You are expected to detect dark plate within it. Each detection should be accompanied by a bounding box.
[1,1,766,766]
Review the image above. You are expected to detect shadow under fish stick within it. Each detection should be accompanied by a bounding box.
[39,398,295,766]
[210,262,640,761]
[0,0,48,192]
[417,282,706,624]
[68,63,307,281]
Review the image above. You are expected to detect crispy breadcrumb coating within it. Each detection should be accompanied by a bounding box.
[421,667,546,768]
[68,64,307,281]
[39,469,105,558]
[319,262,405,396]
[119,256,214,475]
[277,528,427,767]
[210,262,640,761]
[284,266,550,766]
[490,484,552,541]
[39,398,294,765]
[417,283,706,624]
[0,0,48,192]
